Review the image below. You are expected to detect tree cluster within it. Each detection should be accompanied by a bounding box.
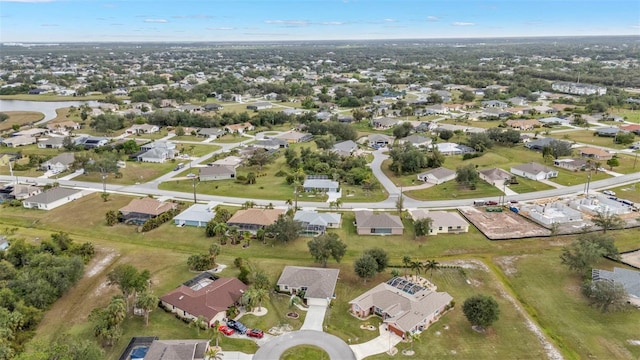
[354,248,389,283]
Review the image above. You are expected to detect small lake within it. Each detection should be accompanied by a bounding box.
[0,99,100,123]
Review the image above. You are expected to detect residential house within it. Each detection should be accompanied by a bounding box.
[553,158,591,171]
[595,127,625,137]
[424,104,448,115]
[225,122,254,134]
[481,100,508,108]
[226,208,285,233]
[369,134,392,147]
[75,136,109,149]
[2,135,37,147]
[538,117,570,126]
[254,138,288,150]
[37,136,65,149]
[143,339,210,360]
[552,82,607,96]
[276,131,313,143]
[246,102,273,110]
[620,124,640,135]
[434,142,475,156]
[436,123,485,134]
[354,210,404,235]
[410,209,469,235]
[199,165,236,181]
[203,103,224,111]
[22,187,85,210]
[119,198,177,223]
[160,275,247,327]
[277,266,340,306]
[173,202,217,227]
[416,167,456,184]
[125,124,160,135]
[349,277,453,336]
[136,141,176,163]
[294,210,342,235]
[592,267,640,307]
[579,147,613,160]
[481,108,512,119]
[478,168,512,187]
[209,156,243,168]
[371,117,399,129]
[399,135,432,148]
[5,184,42,200]
[303,178,340,193]
[14,128,49,138]
[525,137,565,151]
[197,128,226,139]
[332,140,358,157]
[46,121,80,135]
[41,152,75,173]
[505,119,541,131]
[179,104,204,113]
[511,162,558,180]
[508,97,528,106]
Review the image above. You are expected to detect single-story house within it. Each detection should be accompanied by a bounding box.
[225,122,254,134]
[173,202,217,227]
[505,119,541,130]
[620,124,640,135]
[349,277,453,336]
[246,102,273,111]
[524,137,568,151]
[482,100,508,108]
[478,168,512,187]
[254,138,289,150]
[41,152,75,173]
[125,124,160,135]
[197,128,226,139]
[553,158,590,171]
[332,140,358,157]
[276,131,313,143]
[368,134,392,147]
[143,339,210,360]
[293,210,342,235]
[354,210,404,235]
[203,103,224,111]
[37,136,65,149]
[136,141,176,163]
[592,267,640,307]
[209,156,243,168]
[46,121,80,135]
[538,117,570,126]
[481,108,512,118]
[410,209,469,235]
[75,136,109,149]
[416,167,456,184]
[511,162,558,180]
[579,146,613,160]
[226,208,285,233]
[4,184,42,200]
[160,276,247,327]
[22,187,85,210]
[371,117,399,129]
[399,135,432,148]
[277,266,340,306]
[433,142,475,156]
[13,128,49,137]
[595,127,624,137]
[199,165,236,181]
[303,178,339,193]
[2,135,37,147]
[119,198,177,223]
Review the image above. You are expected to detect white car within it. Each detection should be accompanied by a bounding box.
[603,190,616,196]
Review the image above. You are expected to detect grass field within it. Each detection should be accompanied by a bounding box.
[4,186,640,358]
[212,134,249,143]
[0,111,44,131]
[611,109,640,123]
[0,94,106,101]
[406,179,504,201]
[81,161,177,184]
[548,129,631,150]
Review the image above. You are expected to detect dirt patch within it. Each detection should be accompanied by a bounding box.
[494,255,529,276]
[86,249,118,277]
[459,206,551,240]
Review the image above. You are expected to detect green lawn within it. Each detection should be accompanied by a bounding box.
[548,129,632,150]
[281,345,329,360]
[507,177,555,194]
[606,182,640,203]
[406,180,503,201]
[175,143,221,157]
[81,161,177,184]
[129,130,170,141]
[0,94,106,101]
[170,135,202,142]
[212,134,249,143]
[0,111,44,131]
[611,108,640,123]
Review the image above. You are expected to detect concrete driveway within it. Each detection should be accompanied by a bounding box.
[349,324,404,360]
[253,330,355,360]
[300,304,327,331]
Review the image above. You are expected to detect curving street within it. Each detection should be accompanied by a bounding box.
[252,330,356,360]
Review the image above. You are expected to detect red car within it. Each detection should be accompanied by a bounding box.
[246,329,264,339]
[485,201,498,205]
[218,325,235,336]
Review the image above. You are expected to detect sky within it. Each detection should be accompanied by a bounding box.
[0,0,639,43]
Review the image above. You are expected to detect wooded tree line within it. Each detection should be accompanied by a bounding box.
[0,232,94,359]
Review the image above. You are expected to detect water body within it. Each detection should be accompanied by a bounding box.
[0,99,100,124]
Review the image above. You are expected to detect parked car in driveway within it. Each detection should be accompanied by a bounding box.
[227,319,247,334]
[218,325,235,336]
[246,329,264,339]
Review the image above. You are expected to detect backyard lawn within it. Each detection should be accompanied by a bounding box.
[0,111,44,131]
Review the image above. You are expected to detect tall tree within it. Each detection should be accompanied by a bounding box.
[134,290,158,326]
[424,260,440,280]
[354,254,378,283]
[581,279,628,313]
[414,218,433,238]
[106,264,150,314]
[363,248,389,273]
[410,260,424,277]
[462,295,500,331]
[592,210,625,233]
[267,215,303,243]
[560,232,619,274]
[307,233,347,267]
[402,255,412,278]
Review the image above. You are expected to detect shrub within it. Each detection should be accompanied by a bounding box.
[463,153,483,160]
[275,170,288,177]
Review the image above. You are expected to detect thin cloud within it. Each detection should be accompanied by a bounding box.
[427,16,440,22]
[265,20,308,26]
[451,22,475,26]
[383,18,395,22]
[207,27,234,31]
[144,19,168,23]
[632,24,640,29]
[172,14,213,19]
[320,21,345,26]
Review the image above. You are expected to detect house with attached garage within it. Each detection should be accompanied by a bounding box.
[595,127,625,137]
[40,152,75,173]
[276,130,313,143]
[478,168,512,187]
[141,339,211,360]
[276,266,340,306]
[332,140,358,157]
[37,136,65,149]
[125,124,160,135]
[511,162,558,181]
[303,178,340,193]
[417,167,455,184]
[224,122,254,134]
[410,209,469,235]
[173,202,217,227]
[371,117,399,129]
[2,135,37,148]
[354,210,404,235]
[226,208,285,233]
[135,141,176,163]
[293,210,342,235]
[246,102,273,111]
[368,134,393,147]
[553,158,591,172]
[160,274,247,327]
[22,187,86,210]
[119,197,177,224]
[349,277,453,337]
[199,165,236,181]
[399,134,432,148]
[579,146,613,160]
[197,127,226,139]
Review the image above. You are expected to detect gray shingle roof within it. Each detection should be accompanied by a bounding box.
[277,266,340,299]
[355,211,403,229]
[23,187,82,205]
[293,211,341,226]
[593,267,640,298]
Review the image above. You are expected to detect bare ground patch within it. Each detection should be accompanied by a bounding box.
[458,206,551,240]
[494,255,529,276]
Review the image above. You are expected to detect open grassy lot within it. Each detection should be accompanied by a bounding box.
[611,108,640,123]
[0,111,44,131]
[406,179,503,201]
[128,130,170,141]
[170,134,202,142]
[548,129,632,150]
[212,134,249,143]
[437,118,502,129]
[175,143,221,157]
[4,189,640,359]
[0,94,106,101]
[81,161,177,184]
[606,182,640,203]
[507,177,555,193]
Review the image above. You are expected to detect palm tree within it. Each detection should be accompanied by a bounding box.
[334,198,343,210]
[410,260,423,278]
[250,287,269,312]
[256,228,266,244]
[424,260,440,280]
[205,346,224,360]
[210,320,221,348]
[208,243,221,266]
[402,255,412,278]
[213,222,228,238]
[405,331,420,352]
[190,316,208,336]
[227,226,239,245]
[135,290,158,326]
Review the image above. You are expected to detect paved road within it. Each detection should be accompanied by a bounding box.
[252,330,356,360]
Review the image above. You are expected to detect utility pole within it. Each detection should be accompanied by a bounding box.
[192,176,198,203]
